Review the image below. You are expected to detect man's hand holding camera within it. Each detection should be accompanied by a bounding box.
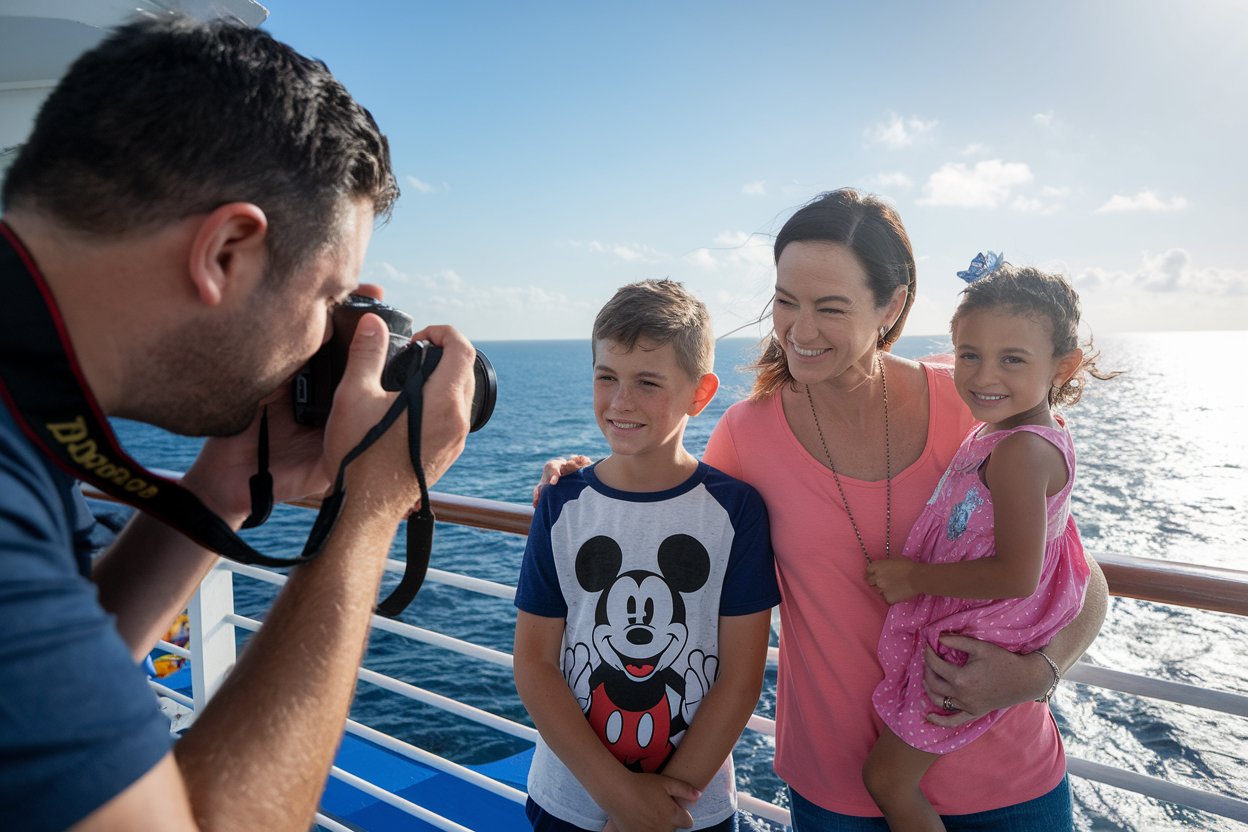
[329,315,475,522]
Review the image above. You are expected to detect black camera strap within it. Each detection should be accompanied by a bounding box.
[0,224,433,614]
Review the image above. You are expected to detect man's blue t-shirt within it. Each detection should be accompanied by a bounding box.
[0,405,172,829]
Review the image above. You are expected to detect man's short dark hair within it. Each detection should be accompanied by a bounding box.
[2,15,398,279]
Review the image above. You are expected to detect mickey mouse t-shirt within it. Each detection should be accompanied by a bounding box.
[516,462,779,830]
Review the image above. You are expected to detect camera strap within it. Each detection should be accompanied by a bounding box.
[0,224,434,614]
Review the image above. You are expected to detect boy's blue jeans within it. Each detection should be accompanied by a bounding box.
[787,775,1073,832]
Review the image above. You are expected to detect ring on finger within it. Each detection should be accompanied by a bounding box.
[942,695,955,711]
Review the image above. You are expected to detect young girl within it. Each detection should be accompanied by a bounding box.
[862,254,1111,831]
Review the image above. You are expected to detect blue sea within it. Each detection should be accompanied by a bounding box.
[110,331,1248,831]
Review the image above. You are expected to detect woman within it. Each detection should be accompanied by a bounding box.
[541,189,1107,829]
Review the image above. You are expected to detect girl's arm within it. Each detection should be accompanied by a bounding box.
[866,431,1063,603]
[512,611,699,831]
[658,610,771,792]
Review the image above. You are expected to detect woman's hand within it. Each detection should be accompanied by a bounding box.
[921,634,1052,726]
[531,455,593,505]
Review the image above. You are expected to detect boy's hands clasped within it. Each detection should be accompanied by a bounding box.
[601,772,701,832]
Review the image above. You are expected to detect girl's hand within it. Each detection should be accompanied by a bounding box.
[921,634,1053,725]
[865,559,919,604]
[531,455,593,505]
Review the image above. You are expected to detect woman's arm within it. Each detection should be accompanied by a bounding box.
[659,611,771,792]
[922,554,1107,724]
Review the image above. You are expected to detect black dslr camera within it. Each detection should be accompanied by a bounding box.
[293,296,497,431]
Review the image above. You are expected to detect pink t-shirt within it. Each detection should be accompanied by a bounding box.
[702,363,1069,816]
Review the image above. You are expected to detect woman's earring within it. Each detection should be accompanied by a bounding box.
[877,325,888,348]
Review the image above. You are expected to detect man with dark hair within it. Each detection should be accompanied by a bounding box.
[0,16,475,830]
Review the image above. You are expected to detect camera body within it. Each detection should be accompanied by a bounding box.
[293,296,496,431]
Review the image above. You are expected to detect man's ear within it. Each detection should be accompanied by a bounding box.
[687,372,720,416]
[1053,348,1084,388]
[186,203,269,307]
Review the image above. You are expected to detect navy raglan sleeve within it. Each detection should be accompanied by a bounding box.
[514,485,568,618]
[718,481,781,616]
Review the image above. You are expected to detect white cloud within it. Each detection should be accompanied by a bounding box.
[869,172,914,190]
[405,175,439,194]
[368,261,591,327]
[1033,111,1054,127]
[961,143,986,156]
[918,159,1034,208]
[1075,249,1246,296]
[1095,190,1190,214]
[584,240,664,263]
[865,113,938,149]
[742,180,767,196]
[685,230,774,272]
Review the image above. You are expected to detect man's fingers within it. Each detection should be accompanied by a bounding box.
[338,313,389,393]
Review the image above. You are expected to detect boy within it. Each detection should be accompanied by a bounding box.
[514,279,780,831]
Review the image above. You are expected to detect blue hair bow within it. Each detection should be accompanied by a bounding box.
[957,251,1004,283]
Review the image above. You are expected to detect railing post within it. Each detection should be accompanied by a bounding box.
[188,558,237,714]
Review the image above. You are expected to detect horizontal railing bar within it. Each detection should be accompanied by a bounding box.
[1065,664,1248,717]
[149,680,193,709]
[745,713,777,737]
[344,718,528,805]
[394,561,518,601]
[738,792,790,827]
[222,563,517,668]
[369,616,515,668]
[313,812,354,832]
[1096,551,1248,617]
[328,765,473,832]
[1067,756,1248,823]
[86,483,1248,616]
[155,638,190,659]
[224,567,1243,726]
[288,490,534,537]
[357,667,537,743]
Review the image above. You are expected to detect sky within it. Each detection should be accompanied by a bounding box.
[253,2,1244,339]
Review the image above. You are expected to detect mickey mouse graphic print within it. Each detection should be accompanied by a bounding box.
[516,462,779,830]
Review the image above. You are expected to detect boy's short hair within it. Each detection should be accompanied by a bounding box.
[592,279,714,380]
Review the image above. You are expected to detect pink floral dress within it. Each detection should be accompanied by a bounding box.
[871,421,1091,754]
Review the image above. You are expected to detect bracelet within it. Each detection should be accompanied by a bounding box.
[1033,648,1061,703]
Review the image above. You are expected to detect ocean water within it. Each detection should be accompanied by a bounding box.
[110,331,1248,831]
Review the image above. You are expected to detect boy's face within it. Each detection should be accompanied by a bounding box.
[592,338,715,464]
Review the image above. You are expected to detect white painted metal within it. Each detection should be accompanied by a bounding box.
[186,560,235,713]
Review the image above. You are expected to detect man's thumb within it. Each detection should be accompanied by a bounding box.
[341,313,389,390]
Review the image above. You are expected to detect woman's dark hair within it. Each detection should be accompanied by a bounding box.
[952,264,1118,406]
[2,15,398,281]
[750,188,916,399]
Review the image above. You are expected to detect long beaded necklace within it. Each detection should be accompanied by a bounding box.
[804,354,891,563]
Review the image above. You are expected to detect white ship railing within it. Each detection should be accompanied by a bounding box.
[99,488,1248,830]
